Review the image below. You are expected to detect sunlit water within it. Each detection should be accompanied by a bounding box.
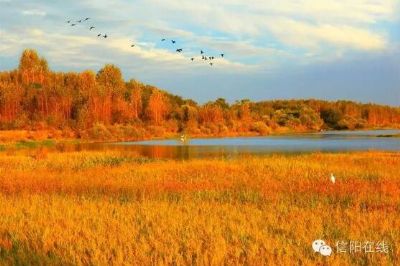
[87,129,400,159]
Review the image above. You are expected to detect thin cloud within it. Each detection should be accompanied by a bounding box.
[0,0,399,105]
[22,9,46,16]
[140,0,395,51]
[266,19,386,50]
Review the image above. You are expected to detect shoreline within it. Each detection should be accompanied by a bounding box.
[0,127,399,146]
[0,128,398,156]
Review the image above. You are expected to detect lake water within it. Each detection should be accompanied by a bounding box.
[84,129,400,159]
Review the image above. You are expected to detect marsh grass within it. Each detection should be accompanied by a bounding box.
[0,151,399,265]
[0,236,69,266]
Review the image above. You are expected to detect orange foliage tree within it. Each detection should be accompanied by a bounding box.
[0,49,399,135]
[146,90,169,125]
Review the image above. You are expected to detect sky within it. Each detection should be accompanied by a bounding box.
[0,0,399,106]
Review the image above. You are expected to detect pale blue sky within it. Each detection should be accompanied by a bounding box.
[1,0,399,105]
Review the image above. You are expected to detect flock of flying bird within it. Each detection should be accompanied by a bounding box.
[67,17,225,66]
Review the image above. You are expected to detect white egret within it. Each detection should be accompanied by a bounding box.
[330,173,336,184]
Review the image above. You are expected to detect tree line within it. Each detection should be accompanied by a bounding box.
[0,49,399,139]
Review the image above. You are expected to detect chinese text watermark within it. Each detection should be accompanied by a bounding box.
[313,240,392,257]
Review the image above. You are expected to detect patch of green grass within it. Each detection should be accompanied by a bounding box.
[41,139,56,147]
[15,140,39,149]
[15,140,56,150]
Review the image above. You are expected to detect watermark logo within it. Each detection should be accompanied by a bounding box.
[312,239,332,256]
[336,240,390,254]
[313,239,391,257]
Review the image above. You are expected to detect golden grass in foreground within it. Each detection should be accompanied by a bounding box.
[0,151,399,265]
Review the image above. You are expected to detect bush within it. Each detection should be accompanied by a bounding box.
[251,121,270,135]
[88,123,112,140]
[147,125,166,137]
[320,108,343,129]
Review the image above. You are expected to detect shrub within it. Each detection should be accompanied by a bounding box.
[88,123,112,140]
[251,121,270,135]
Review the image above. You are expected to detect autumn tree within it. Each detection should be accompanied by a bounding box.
[71,70,97,127]
[126,79,142,120]
[199,104,224,124]
[0,73,24,124]
[96,64,125,124]
[1,50,400,134]
[19,49,48,86]
[146,90,169,124]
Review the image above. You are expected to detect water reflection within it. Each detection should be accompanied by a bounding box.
[54,143,244,160]
[46,129,400,160]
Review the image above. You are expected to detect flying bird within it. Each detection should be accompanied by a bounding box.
[190,58,194,61]
[209,62,213,66]
[71,24,76,26]
[66,20,71,23]
[161,38,166,41]
[221,53,224,57]
[77,20,82,23]
[89,26,95,30]
[103,34,108,38]
[176,48,182,52]
[330,173,336,184]
[97,33,102,37]
[84,17,90,21]
[171,40,176,44]
[131,44,135,47]
[200,50,204,54]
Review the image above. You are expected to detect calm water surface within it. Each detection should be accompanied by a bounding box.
[93,129,400,159]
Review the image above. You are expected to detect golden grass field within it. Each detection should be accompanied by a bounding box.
[0,150,399,265]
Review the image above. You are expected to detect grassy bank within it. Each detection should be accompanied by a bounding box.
[0,151,399,265]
